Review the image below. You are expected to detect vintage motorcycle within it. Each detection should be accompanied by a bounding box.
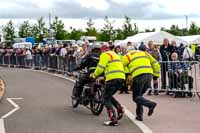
[71,70,104,115]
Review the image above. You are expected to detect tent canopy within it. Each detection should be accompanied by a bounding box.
[13,42,32,49]
[124,31,187,46]
[178,35,200,44]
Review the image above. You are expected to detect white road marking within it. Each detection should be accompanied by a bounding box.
[0,119,5,133]
[0,98,23,133]
[1,108,18,119]
[1,98,23,119]
[32,70,153,133]
[124,106,153,133]
[31,70,75,83]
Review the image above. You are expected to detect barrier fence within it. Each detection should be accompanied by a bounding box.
[0,54,200,99]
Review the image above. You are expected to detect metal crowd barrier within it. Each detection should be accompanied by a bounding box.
[0,54,200,99]
[158,61,200,98]
[0,54,78,75]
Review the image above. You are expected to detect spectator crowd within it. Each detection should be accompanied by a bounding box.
[0,38,198,97]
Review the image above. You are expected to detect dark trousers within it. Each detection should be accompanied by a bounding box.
[132,74,156,118]
[4,56,9,65]
[104,79,124,111]
[120,73,129,93]
[10,55,16,65]
[41,55,48,68]
[75,73,90,97]
[168,71,193,90]
[34,55,41,68]
[0,55,2,64]
[161,63,167,89]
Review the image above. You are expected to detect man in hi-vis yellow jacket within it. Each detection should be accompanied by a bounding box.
[91,45,125,126]
[122,49,160,121]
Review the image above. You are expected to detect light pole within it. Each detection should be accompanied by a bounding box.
[49,13,52,29]
[185,15,188,31]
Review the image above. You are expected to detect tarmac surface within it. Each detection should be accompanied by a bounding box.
[116,92,200,133]
[0,67,142,133]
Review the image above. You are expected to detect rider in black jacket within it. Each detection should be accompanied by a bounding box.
[74,44,101,98]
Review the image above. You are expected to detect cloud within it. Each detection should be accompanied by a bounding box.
[0,0,199,19]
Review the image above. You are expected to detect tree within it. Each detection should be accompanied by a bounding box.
[98,16,115,41]
[51,16,67,40]
[18,21,31,38]
[113,29,125,40]
[160,25,183,36]
[168,25,183,36]
[144,28,156,32]
[85,18,98,36]
[188,22,200,35]
[121,16,138,39]
[69,27,84,40]
[31,17,48,43]
[160,27,166,31]
[2,20,15,41]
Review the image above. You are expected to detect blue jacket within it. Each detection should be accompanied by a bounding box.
[168,61,189,72]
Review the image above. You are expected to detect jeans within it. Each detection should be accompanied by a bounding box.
[104,79,124,111]
[132,74,156,118]
[34,55,41,68]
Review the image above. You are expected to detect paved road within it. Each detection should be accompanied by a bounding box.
[0,68,142,133]
[116,92,200,133]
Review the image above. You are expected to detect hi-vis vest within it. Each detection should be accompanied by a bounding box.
[117,52,130,73]
[94,51,125,81]
[122,50,160,79]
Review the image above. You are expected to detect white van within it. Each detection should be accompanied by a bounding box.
[13,42,32,49]
[80,36,96,43]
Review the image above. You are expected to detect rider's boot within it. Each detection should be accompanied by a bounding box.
[104,109,118,126]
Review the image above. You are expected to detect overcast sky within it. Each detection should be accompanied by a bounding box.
[0,0,199,32]
[0,0,199,19]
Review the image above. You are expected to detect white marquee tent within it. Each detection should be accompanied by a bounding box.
[121,31,188,46]
[13,42,32,49]
[178,35,200,44]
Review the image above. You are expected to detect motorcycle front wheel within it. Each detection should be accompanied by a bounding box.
[71,85,79,108]
[90,87,104,116]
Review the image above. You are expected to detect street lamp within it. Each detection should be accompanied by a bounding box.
[185,15,188,31]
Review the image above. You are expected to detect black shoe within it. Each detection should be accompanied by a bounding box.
[187,92,193,97]
[135,116,143,121]
[103,120,118,126]
[148,103,157,116]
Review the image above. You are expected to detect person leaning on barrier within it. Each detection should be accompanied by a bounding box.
[168,52,193,97]
[160,38,173,90]
[73,44,101,100]
[90,44,125,126]
[122,49,160,121]
[147,41,162,95]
